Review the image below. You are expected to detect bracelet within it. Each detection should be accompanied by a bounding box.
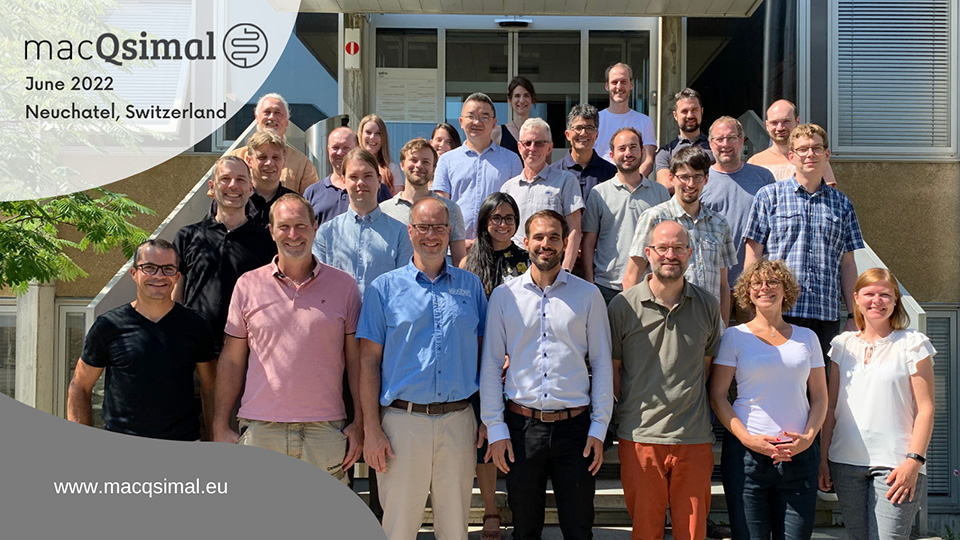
[906,452,926,464]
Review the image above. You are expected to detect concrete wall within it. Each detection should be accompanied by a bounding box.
[54,154,219,298]
[833,160,960,303]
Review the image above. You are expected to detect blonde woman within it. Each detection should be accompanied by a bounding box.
[358,114,403,195]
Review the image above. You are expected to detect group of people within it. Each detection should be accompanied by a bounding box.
[67,62,935,540]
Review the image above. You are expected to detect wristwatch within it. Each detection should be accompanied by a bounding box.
[906,452,926,464]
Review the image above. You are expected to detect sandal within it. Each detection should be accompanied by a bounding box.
[481,512,501,540]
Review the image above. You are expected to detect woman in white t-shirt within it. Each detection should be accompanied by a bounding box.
[710,258,828,540]
[818,268,935,540]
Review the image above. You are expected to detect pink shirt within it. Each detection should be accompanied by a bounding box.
[225,257,361,422]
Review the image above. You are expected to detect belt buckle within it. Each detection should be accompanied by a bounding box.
[537,410,560,423]
[424,403,439,415]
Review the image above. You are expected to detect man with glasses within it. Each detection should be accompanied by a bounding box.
[744,123,863,362]
[500,118,584,272]
[358,197,487,540]
[622,146,737,322]
[654,88,714,192]
[434,92,522,242]
[68,239,216,441]
[747,99,837,186]
[548,104,617,201]
[594,63,657,177]
[699,117,775,308]
[481,210,613,540]
[213,194,363,481]
[609,220,723,540]
[381,138,468,266]
[313,147,413,296]
[582,127,670,304]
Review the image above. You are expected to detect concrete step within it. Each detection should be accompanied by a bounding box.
[417,524,877,540]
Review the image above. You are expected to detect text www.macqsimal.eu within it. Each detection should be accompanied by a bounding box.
[53,478,227,498]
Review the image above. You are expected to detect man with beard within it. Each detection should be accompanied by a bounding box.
[593,63,657,177]
[221,130,297,228]
[622,146,736,322]
[480,210,613,540]
[608,220,723,540]
[303,126,392,225]
[654,88,714,192]
[699,117,775,302]
[748,99,837,186]
[581,127,669,304]
[231,93,319,195]
[548,104,617,201]
[213,194,363,482]
[380,138,467,266]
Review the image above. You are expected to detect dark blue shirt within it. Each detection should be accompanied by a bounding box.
[303,174,392,225]
[548,150,617,202]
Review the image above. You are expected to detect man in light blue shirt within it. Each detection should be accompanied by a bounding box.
[481,209,613,540]
[434,92,522,241]
[358,197,487,540]
[313,147,413,295]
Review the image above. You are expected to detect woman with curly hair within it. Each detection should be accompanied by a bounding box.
[709,258,828,540]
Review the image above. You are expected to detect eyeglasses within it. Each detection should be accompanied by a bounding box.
[710,135,741,143]
[674,173,707,184]
[411,223,449,234]
[489,214,517,226]
[519,139,550,149]
[569,125,597,134]
[791,145,826,156]
[463,114,494,124]
[749,279,782,290]
[647,245,690,256]
[136,263,178,276]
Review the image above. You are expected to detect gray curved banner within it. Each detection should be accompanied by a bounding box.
[0,394,386,539]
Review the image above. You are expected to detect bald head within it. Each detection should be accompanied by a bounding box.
[649,220,689,247]
[765,100,799,145]
[327,126,359,175]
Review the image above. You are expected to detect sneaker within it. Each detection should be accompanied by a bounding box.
[706,518,732,539]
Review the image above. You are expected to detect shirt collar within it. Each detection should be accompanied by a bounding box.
[637,273,695,304]
[348,205,383,223]
[405,258,450,284]
[464,140,499,157]
[271,255,322,284]
[785,175,828,197]
[519,266,569,292]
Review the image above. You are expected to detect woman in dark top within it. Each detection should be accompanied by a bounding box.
[493,77,537,157]
[460,192,526,540]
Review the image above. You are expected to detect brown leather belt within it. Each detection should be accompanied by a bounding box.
[388,399,471,415]
[507,401,588,422]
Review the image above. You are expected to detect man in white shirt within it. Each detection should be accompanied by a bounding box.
[593,62,657,177]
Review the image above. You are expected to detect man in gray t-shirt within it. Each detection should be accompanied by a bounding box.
[700,116,775,289]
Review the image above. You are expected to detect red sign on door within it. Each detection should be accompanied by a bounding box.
[345,41,359,55]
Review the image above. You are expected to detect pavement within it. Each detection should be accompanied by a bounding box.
[416,525,856,540]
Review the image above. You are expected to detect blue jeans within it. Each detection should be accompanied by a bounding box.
[828,461,925,540]
[721,432,819,540]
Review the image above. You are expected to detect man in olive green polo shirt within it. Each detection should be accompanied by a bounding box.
[608,220,723,540]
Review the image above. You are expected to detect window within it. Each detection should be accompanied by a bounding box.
[830,0,957,157]
[924,307,960,510]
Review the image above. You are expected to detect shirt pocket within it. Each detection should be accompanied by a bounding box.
[773,209,803,236]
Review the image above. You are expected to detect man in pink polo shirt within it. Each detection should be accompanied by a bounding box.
[213,193,363,482]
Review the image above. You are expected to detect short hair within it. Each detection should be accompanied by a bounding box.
[524,209,569,240]
[268,193,315,226]
[214,155,250,179]
[733,258,801,312]
[853,268,910,330]
[669,146,712,174]
[605,62,633,82]
[400,137,438,165]
[246,130,285,154]
[766,99,798,120]
[673,88,702,109]
[341,147,381,179]
[463,93,496,115]
[609,126,643,153]
[409,196,450,224]
[709,116,744,138]
[256,93,290,119]
[566,104,600,130]
[508,76,538,103]
[788,123,830,151]
[134,238,178,268]
[519,117,551,142]
[431,123,461,149]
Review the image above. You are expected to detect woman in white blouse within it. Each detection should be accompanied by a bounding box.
[819,268,935,540]
[710,258,828,540]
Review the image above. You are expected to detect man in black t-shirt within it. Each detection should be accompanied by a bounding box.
[67,239,216,441]
[174,155,276,356]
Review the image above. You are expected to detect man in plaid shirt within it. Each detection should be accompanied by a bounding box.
[743,123,864,361]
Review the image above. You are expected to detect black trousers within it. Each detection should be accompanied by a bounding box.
[783,316,841,378]
[505,408,596,540]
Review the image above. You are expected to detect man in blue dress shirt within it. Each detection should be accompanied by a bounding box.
[358,197,487,540]
[481,209,613,540]
[313,147,413,295]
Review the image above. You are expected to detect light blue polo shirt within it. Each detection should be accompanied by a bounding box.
[357,261,487,406]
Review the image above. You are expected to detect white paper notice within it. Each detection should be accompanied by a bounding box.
[375,68,438,122]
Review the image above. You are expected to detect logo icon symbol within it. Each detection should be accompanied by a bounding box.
[223,23,268,69]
